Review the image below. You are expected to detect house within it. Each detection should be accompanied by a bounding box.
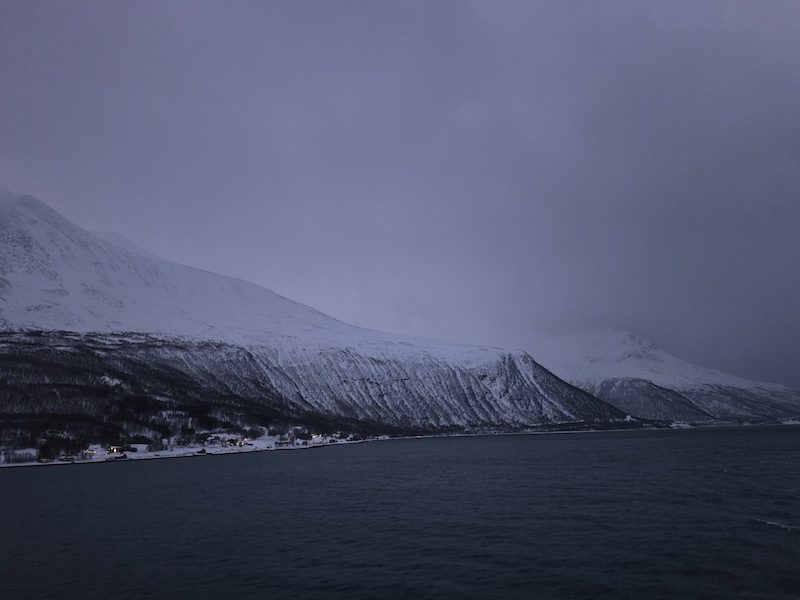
[108,445,124,454]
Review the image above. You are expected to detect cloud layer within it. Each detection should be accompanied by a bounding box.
[1,1,798,386]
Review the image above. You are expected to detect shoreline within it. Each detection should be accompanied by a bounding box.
[2,420,798,470]
[0,434,374,469]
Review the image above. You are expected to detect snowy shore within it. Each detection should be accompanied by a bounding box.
[0,432,385,469]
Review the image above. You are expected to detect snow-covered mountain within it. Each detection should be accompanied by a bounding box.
[530,331,800,421]
[2,191,797,433]
[0,192,622,434]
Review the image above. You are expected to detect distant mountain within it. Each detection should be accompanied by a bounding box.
[531,331,800,421]
[0,192,623,445]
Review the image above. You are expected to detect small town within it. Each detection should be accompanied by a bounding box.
[0,428,384,467]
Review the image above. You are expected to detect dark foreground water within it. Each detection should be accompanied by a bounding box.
[1,427,799,599]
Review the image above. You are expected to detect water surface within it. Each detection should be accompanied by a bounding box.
[2,426,799,599]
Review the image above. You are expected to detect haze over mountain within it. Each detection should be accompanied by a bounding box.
[1,191,798,437]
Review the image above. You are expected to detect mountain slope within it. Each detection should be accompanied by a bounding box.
[3,192,797,429]
[0,192,623,438]
[531,331,800,421]
[579,378,713,421]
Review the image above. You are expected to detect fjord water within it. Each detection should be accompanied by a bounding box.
[1,427,799,599]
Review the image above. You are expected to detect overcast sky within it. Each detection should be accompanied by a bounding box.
[1,1,799,387]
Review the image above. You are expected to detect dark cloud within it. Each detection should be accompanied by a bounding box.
[1,0,798,385]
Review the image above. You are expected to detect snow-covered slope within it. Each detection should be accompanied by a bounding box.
[531,331,800,420]
[3,191,796,426]
[0,192,522,364]
[0,192,621,429]
[0,192,374,346]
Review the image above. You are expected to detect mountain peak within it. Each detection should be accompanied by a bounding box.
[533,328,789,393]
[0,191,59,221]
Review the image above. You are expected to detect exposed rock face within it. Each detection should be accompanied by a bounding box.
[0,331,621,437]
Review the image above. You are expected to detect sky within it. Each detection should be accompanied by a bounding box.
[1,1,799,387]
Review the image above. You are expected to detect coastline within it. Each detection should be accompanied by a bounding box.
[3,420,798,470]
[0,433,376,469]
